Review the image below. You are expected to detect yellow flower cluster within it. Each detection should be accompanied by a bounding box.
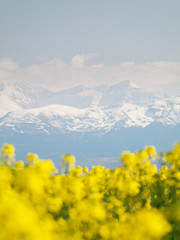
[0,143,180,240]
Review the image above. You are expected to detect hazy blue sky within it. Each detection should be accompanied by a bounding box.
[0,0,180,95]
[1,0,180,65]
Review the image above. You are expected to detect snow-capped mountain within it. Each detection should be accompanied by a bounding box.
[0,80,179,135]
[98,80,160,106]
[0,80,179,168]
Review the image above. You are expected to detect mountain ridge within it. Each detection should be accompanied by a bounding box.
[0,80,179,168]
[0,80,179,135]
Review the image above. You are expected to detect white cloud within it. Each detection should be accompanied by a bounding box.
[0,57,180,96]
[71,53,97,68]
[28,58,66,73]
[0,58,20,82]
[92,63,104,68]
[120,61,135,67]
[36,56,48,62]
[0,58,19,71]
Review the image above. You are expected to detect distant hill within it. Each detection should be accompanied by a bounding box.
[0,80,179,169]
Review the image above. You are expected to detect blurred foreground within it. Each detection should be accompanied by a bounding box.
[0,143,180,240]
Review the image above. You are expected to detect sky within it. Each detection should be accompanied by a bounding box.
[0,0,180,95]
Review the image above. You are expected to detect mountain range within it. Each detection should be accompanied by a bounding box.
[0,80,179,169]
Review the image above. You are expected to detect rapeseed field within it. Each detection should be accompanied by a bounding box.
[0,143,180,240]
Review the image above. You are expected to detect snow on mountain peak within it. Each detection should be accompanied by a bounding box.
[0,81,179,134]
[109,80,140,90]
